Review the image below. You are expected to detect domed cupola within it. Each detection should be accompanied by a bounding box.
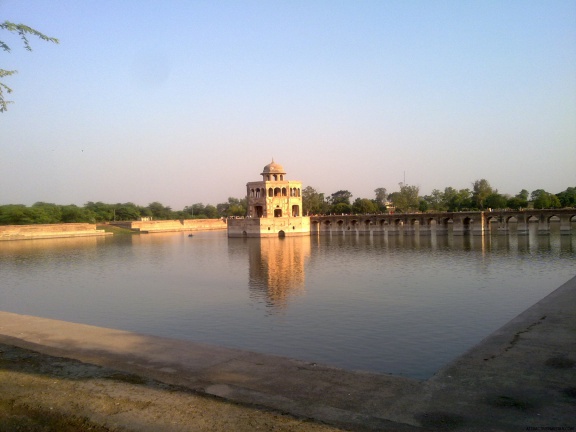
[261,159,286,181]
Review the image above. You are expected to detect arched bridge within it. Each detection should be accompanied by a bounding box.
[310,209,576,236]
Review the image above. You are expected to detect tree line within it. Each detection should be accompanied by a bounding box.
[302,181,576,215]
[0,198,247,225]
[1,181,574,225]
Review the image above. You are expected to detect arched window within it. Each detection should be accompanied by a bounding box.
[268,188,273,197]
[282,187,287,196]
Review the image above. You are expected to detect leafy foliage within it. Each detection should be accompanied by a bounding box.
[183,203,219,219]
[302,186,328,215]
[332,202,352,214]
[352,198,379,214]
[374,188,387,210]
[329,190,353,205]
[443,187,472,212]
[556,187,576,208]
[1,20,59,112]
[531,189,561,209]
[0,184,574,225]
[506,190,529,210]
[484,193,508,210]
[389,184,420,212]
[472,179,493,210]
[422,189,446,211]
[0,198,245,225]
[214,197,247,218]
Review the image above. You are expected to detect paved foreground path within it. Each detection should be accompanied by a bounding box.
[1,275,575,431]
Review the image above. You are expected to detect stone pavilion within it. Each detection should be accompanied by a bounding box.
[227,160,311,237]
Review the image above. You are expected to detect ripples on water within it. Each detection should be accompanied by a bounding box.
[1,224,574,379]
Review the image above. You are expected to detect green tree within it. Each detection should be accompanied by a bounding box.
[31,202,62,223]
[147,202,174,220]
[531,190,561,209]
[472,179,493,210]
[329,190,352,206]
[0,204,34,224]
[216,203,229,217]
[549,195,562,209]
[485,193,508,210]
[302,186,327,215]
[182,203,218,219]
[517,189,529,201]
[1,21,58,112]
[352,198,379,214]
[387,192,399,210]
[84,201,114,222]
[184,203,206,218]
[530,189,545,202]
[217,197,247,217]
[506,190,529,210]
[423,189,446,212]
[556,187,576,208]
[114,203,141,221]
[374,188,387,211]
[390,184,420,212]
[506,197,525,210]
[228,202,247,217]
[444,187,472,212]
[61,205,95,223]
[332,202,352,214]
[204,204,219,219]
[418,198,429,213]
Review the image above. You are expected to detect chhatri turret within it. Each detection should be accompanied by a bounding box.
[260,159,286,181]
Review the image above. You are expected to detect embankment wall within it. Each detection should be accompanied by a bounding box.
[0,223,111,241]
[124,219,227,233]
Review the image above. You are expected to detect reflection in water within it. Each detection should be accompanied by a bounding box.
[0,227,574,379]
[0,236,103,257]
[246,236,311,309]
[306,224,576,258]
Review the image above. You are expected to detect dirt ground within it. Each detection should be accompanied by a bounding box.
[0,343,346,432]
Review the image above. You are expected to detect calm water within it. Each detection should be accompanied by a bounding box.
[1,225,574,379]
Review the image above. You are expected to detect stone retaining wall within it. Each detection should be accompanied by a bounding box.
[0,223,111,241]
[127,219,227,233]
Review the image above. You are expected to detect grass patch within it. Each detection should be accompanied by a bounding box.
[0,399,114,432]
[97,225,138,235]
[104,372,147,385]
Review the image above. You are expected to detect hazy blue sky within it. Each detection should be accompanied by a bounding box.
[1,0,575,209]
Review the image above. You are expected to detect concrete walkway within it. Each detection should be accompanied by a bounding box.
[1,275,575,431]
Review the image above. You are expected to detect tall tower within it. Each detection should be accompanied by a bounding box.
[228,160,310,237]
[246,159,302,219]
